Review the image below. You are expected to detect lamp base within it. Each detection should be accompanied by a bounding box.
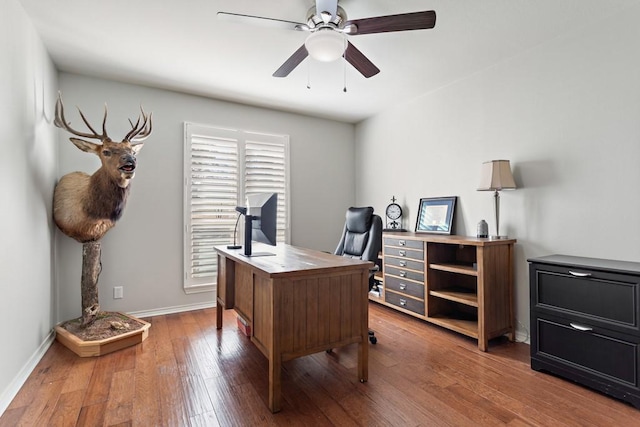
[227,245,242,249]
[490,235,510,240]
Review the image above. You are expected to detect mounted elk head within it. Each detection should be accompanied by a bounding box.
[53,93,152,243]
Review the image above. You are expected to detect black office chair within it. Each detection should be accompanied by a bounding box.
[334,206,382,344]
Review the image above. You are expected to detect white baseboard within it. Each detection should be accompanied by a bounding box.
[0,330,56,416]
[127,300,216,319]
[515,329,530,345]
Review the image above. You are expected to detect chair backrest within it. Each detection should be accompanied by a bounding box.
[334,206,382,263]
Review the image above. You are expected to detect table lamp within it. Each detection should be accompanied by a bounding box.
[477,160,516,239]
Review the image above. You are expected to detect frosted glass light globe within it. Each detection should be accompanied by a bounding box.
[305,30,346,62]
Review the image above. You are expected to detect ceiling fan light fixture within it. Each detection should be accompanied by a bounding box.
[304,29,346,62]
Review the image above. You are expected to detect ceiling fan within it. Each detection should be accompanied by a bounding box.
[218,0,436,79]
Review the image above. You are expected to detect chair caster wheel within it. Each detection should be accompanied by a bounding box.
[369,336,377,344]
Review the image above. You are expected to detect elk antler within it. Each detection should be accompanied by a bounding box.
[54,92,111,142]
[124,106,153,142]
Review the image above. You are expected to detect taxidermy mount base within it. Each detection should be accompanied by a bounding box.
[54,241,150,357]
[55,312,150,357]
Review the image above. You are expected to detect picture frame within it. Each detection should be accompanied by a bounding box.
[415,196,457,235]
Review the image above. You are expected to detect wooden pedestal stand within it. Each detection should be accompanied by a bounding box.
[55,314,150,357]
[55,241,150,357]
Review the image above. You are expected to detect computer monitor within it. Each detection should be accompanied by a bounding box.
[238,192,278,257]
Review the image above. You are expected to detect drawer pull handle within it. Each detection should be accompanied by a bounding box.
[399,250,406,257]
[569,323,593,332]
[569,270,592,277]
[399,261,407,267]
[399,240,406,246]
[399,298,407,306]
[399,271,407,278]
[399,283,407,290]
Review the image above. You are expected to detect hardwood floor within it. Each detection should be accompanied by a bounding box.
[2,303,638,426]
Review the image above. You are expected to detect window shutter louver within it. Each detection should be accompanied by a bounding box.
[184,124,289,294]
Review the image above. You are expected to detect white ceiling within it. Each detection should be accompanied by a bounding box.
[19,0,639,123]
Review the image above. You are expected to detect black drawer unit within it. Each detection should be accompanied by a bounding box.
[529,255,640,409]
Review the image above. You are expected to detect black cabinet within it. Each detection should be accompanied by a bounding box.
[529,255,640,409]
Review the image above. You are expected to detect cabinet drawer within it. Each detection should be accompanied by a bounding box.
[384,237,423,250]
[533,317,639,387]
[385,291,425,315]
[385,257,424,272]
[384,246,424,260]
[531,264,640,333]
[385,275,425,299]
[385,266,424,283]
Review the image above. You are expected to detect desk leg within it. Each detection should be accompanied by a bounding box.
[358,269,369,382]
[268,353,282,412]
[216,297,224,329]
[358,339,368,383]
[216,254,235,330]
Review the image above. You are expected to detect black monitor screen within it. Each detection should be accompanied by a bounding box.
[247,192,277,246]
[241,192,277,256]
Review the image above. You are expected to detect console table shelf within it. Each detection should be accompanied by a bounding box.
[430,289,479,306]
[372,232,516,351]
[428,315,478,337]
[429,263,478,276]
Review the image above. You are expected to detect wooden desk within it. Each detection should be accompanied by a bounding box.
[215,243,372,413]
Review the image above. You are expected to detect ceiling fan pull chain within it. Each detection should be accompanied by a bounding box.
[343,61,347,93]
[343,38,348,93]
[307,60,311,89]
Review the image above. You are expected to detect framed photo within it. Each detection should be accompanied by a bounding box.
[415,196,457,234]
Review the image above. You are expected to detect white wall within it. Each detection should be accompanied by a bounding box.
[355,4,640,340]
[56,73,356,321]
[0,0,58,414]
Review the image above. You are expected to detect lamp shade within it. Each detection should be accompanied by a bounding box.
[477,160,516,191]
[305,29,346,62]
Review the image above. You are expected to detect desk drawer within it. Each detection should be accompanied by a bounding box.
[385,291,425,315]
[385,257,424,272]
[384,246,424,260]
[385,275,424,299]
[534,317,639,387]
[531,264,640,333]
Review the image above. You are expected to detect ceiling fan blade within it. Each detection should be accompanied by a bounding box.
[273,44,309,77]
[345,10,436,35]
[316,0,338,19]
[217,11,304,31]
[344,42,380,78]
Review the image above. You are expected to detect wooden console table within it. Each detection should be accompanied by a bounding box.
[215,243,373,413]
[371,232,516,351]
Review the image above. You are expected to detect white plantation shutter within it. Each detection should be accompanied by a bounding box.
[184,123,290,294]
[244,134,288,244]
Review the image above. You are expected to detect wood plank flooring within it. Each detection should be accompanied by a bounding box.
[2,303,638,426]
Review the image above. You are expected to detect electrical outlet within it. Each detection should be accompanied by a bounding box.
[113,286,124,299]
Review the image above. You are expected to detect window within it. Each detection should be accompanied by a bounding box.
[183,123,290,294]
